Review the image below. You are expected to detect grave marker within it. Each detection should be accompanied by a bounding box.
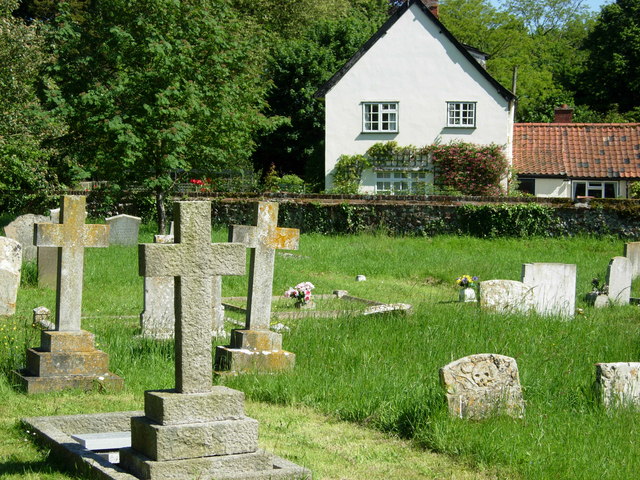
[624,242,640,280]
[4,213,50,262]
[12,195,123,393]
[215,202,300,373]
[596,362,640,409]
[37,208,59,289]
[0,237,22,316]
[105,214,141,246]
[479,279,534,314]
[606,256,632,306]
[522,263,576,317]
[440,354,525,419]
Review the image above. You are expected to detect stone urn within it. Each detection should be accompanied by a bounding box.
[459,287,477,303]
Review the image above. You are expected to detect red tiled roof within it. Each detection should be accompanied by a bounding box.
[513,123,640,179]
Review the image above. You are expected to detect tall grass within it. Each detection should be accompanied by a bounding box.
[3,231,638,479]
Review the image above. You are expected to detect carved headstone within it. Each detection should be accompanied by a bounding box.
[105,214,141,246]
[521,263,576,317]
[479,279,534,314]
[12,196,123,393]
[440,354,525,419]
[4,213,50,262]
[37,208,60,289]
[215,201,300,373]
[596,362,640,409]
[606,256,632,306]
[120,201,309,480]
[0,237,22,316]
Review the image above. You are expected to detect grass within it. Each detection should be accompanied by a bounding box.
[1,231,639,479]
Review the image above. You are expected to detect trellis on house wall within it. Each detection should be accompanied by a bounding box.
[368,149,434,195]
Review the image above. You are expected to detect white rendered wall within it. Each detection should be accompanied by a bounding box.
[535,179,571,198]
[323,3,513,190]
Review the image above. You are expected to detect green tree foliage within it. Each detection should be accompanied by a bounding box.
[578,0,640,117]
[42,0,276,232]
[0,0,62,213]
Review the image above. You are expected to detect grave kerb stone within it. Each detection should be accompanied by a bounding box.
[139,201,245,394]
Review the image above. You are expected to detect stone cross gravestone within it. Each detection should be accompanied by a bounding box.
[0,237,22,316]
[37,208,60,289]
[521,263,576,317]
[596,362,640,409]
[12,196,124,393]
[4,213,50,262]
[119,201,310,480]
[440,353,525,419]
[105,214,141,246]
[606,256,632,306]
[624,242,640,280]
[215,201,300,373]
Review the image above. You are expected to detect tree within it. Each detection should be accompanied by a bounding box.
[578,0,640,116]
[0,0,63,213]
[42,0,276,232]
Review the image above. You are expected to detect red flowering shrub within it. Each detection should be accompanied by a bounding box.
[430,142,507,196]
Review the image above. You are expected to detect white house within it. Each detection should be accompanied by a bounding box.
[315,0,516,193]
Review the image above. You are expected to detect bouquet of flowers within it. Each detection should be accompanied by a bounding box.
[284,281,315,304]
[455,274,478,288]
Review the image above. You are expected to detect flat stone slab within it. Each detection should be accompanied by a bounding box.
[22,411,311,480]
[72,431,131,450]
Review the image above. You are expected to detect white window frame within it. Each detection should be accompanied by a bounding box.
[572,181,618,199]
[376,171,428,195]
[447,102,476,128]
[362,102,398,133]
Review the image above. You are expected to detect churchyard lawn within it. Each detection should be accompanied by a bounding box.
[1,229,639,479]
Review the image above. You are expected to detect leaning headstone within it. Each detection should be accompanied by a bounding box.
[215,201,300,373]
[4,213,50,262]
[440,354,525,419]
[120,200,310,480]
[479,279,534,314]
[596,362,640,409]
[521,263,576,317]
[0,237,22,316]
[12,196,124,393]
[105,214,141,246]
[37,208,60,289]
[606,256,632,306]
[624,242,640,280]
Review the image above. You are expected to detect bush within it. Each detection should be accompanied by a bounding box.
[331,154,371,193]
[457,203,560,237]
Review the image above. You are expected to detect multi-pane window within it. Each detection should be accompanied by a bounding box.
[573,181,617,199]
[447,102,476,127]
[363,102,398,132]
[376,171,427,194]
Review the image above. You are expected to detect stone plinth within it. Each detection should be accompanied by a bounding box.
[13,330,123,394]
[215,329,295,373]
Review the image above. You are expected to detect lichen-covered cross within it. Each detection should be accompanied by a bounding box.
[230,202,299,331]
[35,196,109,332]
[139,201,245,394]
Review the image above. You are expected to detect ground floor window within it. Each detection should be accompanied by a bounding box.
[573,181,617,199]
[517,178,535,195]
[375,171,428,194]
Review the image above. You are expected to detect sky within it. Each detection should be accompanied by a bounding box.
[583,0,613,11]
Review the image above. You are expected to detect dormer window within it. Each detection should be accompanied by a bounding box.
[447,102,476,128]
[362,102,398,133]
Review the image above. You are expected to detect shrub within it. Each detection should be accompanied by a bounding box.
[331,154,371,193]
[457,203,560,237]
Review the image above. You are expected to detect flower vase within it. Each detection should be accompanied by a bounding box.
[459,287,477,303]
[295,300,316,309]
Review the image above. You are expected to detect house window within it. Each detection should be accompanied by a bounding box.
[518,178,535,195]
[376,171,427,194]
[573,181,618,199]
[447,102,476,127]
[363,102,398,133]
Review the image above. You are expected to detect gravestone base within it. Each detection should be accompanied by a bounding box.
[12,330,124,394]
[214,329,296,373]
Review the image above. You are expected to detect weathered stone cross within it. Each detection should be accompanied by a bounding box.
[35,196,109,332]
[230,202,299,331]
[139,201,245,393]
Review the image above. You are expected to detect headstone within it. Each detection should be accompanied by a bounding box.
[596,362,640,409]
[624,242,640,280]
[606,256,632,306]
[105,214,141,246]
[4,213,50,262]
[12,196,124,393]
[215,201,300,373]
[521,263,576,317]
[140,233,226,339]
[440,354,525,419]
[119,200,309,480]
[37,208,60,289]
[479,279,534,314]
[0,237,22,316]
